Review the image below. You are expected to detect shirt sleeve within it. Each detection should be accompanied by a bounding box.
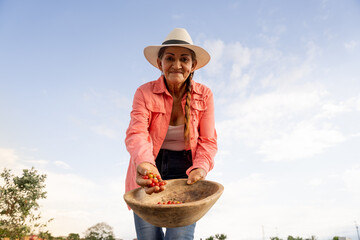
[187,89,217,175]
[125,88,156,167]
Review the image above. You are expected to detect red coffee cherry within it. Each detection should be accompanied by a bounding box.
[143,172,166,188]
[157,200,183,205]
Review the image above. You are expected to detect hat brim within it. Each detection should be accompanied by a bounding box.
[144,44,210,71]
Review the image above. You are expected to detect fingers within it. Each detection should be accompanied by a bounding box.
[136,163,152,187]
[136,177,152,187]
[143,185,167,195]
[187,175,204,185]
[187,168,206,185]
[137,164,149,176]
[137,162,161,178]
[142,181,167,194]
[136,162,166,194]
[144,186,160,194]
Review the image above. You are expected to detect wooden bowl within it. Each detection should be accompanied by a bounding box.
[123,179,224,228]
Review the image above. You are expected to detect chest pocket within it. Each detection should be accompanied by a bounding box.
[191,95,207,111]
[146,99,166,125]
[191,96,207,128]
[147,102,165,113]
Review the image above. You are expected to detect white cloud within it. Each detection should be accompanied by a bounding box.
[216,82,350,161]
[54,161,71,169]
[171,14,183,20]
[40,171,130,237]
[227,84,326,119]
[259,121,345,162]
[0,148,18,167]
[203,39,225,76]
[200,38,358,162]
[227,42,251,69]
[315,95,360,121]
[307,178,324,187]
[0,148,27,175]
[344,40,358,50]
[25,159,49,165]
[305,41,323,61]
[40,169,136,238]
[343,164,360,195]
[21,147,39,152]
[204,39,252,81]
[217,84,329,141]
[199,38,318,95]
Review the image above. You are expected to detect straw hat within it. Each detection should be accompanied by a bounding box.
[144,28,211,70]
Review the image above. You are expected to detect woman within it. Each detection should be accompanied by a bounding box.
[125,28,217,240]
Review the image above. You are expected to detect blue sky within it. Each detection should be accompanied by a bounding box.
[1,0,360,239]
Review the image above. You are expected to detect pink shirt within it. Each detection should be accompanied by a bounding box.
[125,75,217,193]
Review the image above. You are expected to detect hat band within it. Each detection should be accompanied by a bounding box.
[162,39,190,45]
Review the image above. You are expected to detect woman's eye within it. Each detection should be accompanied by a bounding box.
[181,57,189,62]
[165,56,174,61]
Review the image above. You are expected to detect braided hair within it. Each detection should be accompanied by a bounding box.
[184,72,193,149]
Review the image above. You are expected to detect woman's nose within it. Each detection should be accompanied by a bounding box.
[173,59,181,69]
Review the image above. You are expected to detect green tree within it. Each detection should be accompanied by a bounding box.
[38,230,54,240]
[84,222,115,240]
[68,233,80,240]
[0,167,51,240]
[332,237,339,240]
[215,233,227,240]
[205,234,227,240]
[54,237,65,240]
[287,236,317,240]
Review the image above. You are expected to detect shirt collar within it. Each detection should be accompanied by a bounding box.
[153,75,168,94]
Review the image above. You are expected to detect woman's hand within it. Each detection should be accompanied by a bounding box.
[187,168,206,185]
[136,162,166,195]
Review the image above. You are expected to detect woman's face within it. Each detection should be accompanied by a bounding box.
[157,47,197,85]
